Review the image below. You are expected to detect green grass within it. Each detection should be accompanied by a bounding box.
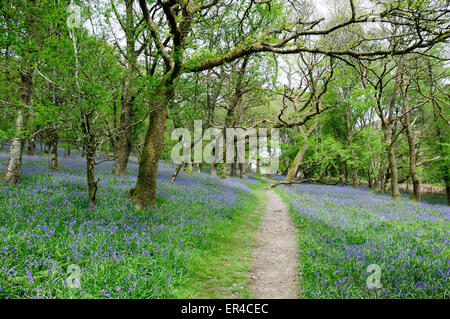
[170,180,269,298]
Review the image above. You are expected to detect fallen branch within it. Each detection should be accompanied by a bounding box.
[271,178,342,188]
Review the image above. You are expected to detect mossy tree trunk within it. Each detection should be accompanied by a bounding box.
[285,120,318,185]
[131,85,172,209]
[184,162,194,174]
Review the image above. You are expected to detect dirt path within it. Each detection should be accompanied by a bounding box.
[249,178,299,299]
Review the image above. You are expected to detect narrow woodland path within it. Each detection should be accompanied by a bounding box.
[249,178,299,299]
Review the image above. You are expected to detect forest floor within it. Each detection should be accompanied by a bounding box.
[249,177,299,299]
[0,147,266,299]
[2,146,448,299]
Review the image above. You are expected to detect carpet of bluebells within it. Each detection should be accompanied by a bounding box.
[0,148,256,299]
[280,184,449,298]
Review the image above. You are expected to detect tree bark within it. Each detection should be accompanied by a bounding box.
[285,120,318,184]
[49,130,58,170]
[3,71,32,184]
[447,184,450,207]
[184,162,194,174]
[383,72,401,201]
[86,150,98,208]
[170,161,184,184]
[326,165,332,184]
[44,140,51,154]
[239,162,248,180]
[375,153,387,193]
[113,98,134,176]
[401,75,420,201]
[112,0,139,177]
[210,163,217,177]
[231,162,237,177]
[220,162,229,179]
[384,128,400,200]
[367,168,373,188]
[370,64,401,200]
[336,161,345,185]
[27,132,36,156]
[285,147,307,184]
[344,163,349,184]
[131,86,171,209]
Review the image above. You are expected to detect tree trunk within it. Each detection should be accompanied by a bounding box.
[326,165,332,184]
[344,163,349,184]
[221,57,248,180]
[231,162,237,177]
[351,165,358,188]
[49,130,58,170]
[170,161,184,184]
[65,142,71,157]
[375,67,401,200]
[285,146,307,184]
[113,0,139,177]
[386,71,401,201]
[368,169,373,188]
[384,130,400,200]
[44,140,51,154]
[131,88,170,209]
[345,103,358,188]
[336,161,344,185]
[184,162,194,174]
[3,110,26,184]
[3,72,32,184]
[447,184,450,207]
[27,136,36,156]
[210,163,217,177]
[113,97,134,176]
[220,162,229,179]
[401,76,420,201]
[239,162,248,180]
[376,153,386,193]
[428,63,449,205]
[86,151,98,208]
[285,121,318,184]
